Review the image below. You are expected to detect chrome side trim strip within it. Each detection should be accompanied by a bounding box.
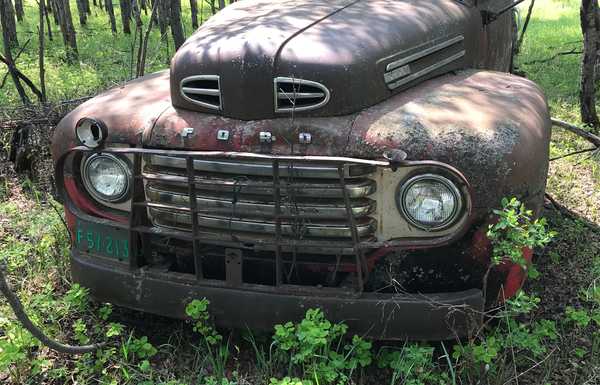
[385,35,465,72]
[181,87,220,96]
[387,50,466,90]
[277,92,326,100]
[383,65,412,84]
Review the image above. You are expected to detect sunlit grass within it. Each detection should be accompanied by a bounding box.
[517,0,582,121]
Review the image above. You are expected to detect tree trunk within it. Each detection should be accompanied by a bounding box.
[0,14,29,104]
[14,0,24,22]
[218,0,225,10]
[119,0,131,34]
[137,0,158,76]
[56,0,78,62]
[170,0,184,50]
[44,0,53,41]
[50,0,60,25]
[0,0,19,48]
[130,0,143,77]
[150,0,158,24]
[83,0,91,14]
[39,0,47,103]
[105,0,117,34]
[157,0,170,40]
[190,0,198,29]
[580,0,600,130]
[76,0,88,26]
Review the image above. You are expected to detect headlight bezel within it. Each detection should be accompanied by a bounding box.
[75,117,107,149]
[396,173,464,231]
[81,153,132,203]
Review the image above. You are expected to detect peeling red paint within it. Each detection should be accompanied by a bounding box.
[64,176,127,224]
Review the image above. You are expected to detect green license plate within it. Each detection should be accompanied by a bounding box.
[74,219,130,261]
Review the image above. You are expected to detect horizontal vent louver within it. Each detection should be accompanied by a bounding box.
[383,35,465,90]
[274,77,330,113]
[180,75,222,110]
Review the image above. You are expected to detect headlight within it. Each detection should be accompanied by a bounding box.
[81,154,131,203]
[398,174,462,230]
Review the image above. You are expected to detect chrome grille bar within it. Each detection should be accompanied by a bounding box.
[142,172,376,198]
[149,208,377,238]
[148,154,374,179]
[146,184,375,219]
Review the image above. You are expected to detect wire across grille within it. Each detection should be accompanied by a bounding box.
[143,155,377,242]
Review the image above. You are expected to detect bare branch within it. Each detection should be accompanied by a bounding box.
[551,117,600,147]
[0,266,105,354]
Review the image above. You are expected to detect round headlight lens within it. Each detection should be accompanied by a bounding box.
[82,154,131,203]
[398,174,462,230]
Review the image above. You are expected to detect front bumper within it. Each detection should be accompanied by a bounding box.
[72,249,484,341]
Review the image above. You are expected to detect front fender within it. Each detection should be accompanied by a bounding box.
[349,69,551,215]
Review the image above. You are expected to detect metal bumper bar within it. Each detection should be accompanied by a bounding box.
[72,250,484,340]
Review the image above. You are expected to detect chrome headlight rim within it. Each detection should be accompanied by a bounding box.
[397,173,463,231]
[75,117,108,149]
[81,153,132,203]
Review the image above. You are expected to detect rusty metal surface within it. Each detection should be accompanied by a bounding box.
[170,0,481,119]
[349,69,551,212]
[52,69,550,222]
[55,146,475,252]
[71,249,484,340]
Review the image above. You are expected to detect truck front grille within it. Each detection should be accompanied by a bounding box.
[143,155,377,245]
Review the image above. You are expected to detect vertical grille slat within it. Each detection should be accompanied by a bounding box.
[180,75,222,110]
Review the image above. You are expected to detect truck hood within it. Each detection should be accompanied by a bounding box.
[170,0,479,120]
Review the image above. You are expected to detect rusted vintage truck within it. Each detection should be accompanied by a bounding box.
[51,0,550,340]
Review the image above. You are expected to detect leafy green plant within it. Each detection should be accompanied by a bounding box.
[185,299,230,382]
[502,291,541,316]
[487,197,555,278]
[269,377,313,385]
[271,308,372,385]
[378,344,449,385]
[566,306,592,328]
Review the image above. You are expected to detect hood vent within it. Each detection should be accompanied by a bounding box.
[180,75,222,110]
[384,35,465,90]
[274,77,330,113]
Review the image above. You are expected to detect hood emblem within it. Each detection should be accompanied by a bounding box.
[217,129,230,141]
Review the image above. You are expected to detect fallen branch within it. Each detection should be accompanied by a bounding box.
[0,53,43,101]
[551,118,600,147]
[550,147,597,161]
[522,47,582,65]
[0,264,105,354]
[0,37,31,89]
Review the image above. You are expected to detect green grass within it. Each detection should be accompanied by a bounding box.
[1,0,600,384]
